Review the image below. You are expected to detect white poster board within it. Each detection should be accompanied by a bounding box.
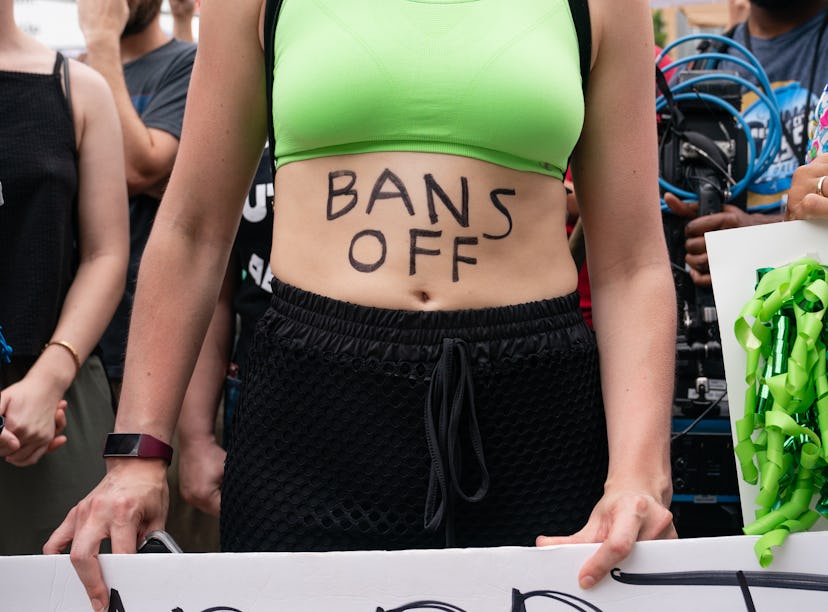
[2,534,828,611]
[707,218,828,530]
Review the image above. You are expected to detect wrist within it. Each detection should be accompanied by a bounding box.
[178,432,220,452]
[29,347,77,392]
[604,471,673,507]
[103,433,174,465]
[82,36,122,61]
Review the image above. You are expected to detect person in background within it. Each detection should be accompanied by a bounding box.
[0,0,128,554]
[47,2,677,611]
[785,82,828,219]
[728,0,751,29]
[170,0,198,43]
[666,0,828,286]
[80,0,197,400]
[177,150,273,519]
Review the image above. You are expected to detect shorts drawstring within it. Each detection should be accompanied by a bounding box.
[423,337,490,546]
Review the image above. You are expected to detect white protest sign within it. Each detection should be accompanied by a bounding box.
[2,533,828,611]
[707,218,828,530]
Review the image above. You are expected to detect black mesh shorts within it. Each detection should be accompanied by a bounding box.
[221,278,608,552]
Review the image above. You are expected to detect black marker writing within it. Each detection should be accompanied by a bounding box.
[482,189,516,240]
[425,174,469,227]
[453,237,478,282]
[328,170,358,220]
[349,229,388,273]
[325,168,518,280]
[367,169,415,216]
[410,229,442,276]
[108,588,243,612]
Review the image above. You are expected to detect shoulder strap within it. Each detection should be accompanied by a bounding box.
[264,0,284,177]
[567,0,591,99]
[57,53,75,124]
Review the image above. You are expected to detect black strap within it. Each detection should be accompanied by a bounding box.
[423,338,489,547]
[567,0,592,99]
[264,0,284,178]
[61,54,73,121]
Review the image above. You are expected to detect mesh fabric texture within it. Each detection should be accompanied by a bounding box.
[221,279,608,552]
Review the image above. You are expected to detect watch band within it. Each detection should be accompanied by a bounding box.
[103,433,173,465]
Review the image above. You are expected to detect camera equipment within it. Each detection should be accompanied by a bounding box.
[0,325,12,364]
[655,36,783,537]
[656,35,782,425]
[659,69,749,216]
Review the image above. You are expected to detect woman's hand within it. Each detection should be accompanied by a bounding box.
[178,436,226,517]
[536,485,677,589]
[0,377,70,466]
[786,154,828,220]
[44,459,170,612]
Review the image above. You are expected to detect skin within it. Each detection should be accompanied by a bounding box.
[0,2,128,465]
[176,263,235,517]
[728,0,750,29]
[169,0,198,42]
[785,153,828,219]
[78,0,181,200]
[665,0,828,286]
[45,0,677,609]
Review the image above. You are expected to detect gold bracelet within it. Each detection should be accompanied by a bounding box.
[44,340,81,375]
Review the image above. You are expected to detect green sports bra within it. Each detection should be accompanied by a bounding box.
[270,0,585,180]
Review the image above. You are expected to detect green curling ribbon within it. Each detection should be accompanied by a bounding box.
[735,259,828,565]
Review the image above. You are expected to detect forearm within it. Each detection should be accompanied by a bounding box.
[173,17,194,42]
[115,215,234,444]
[29,254,126,392]
[82,37,170,194]
[178,268,235,447]
[591,262,676,504]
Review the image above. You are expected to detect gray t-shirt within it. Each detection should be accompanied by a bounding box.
[99,39,197,379]
[726,9,828,211]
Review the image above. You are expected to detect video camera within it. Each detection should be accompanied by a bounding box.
[657,68,752,418]
[659,69,749,217]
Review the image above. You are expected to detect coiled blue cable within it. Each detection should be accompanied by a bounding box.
[0,326,12,364]
[657,34,784,213]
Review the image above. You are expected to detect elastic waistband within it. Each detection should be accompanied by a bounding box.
[267,277,584,347]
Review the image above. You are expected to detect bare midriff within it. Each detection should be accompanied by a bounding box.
[270,152,578,311]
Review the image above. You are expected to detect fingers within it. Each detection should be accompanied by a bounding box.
[43,506,78,554]
[55,401,68,436]
[44,503,111,612]
[787,192,828,220]
[6,441,50,467]
[0,426,21,457]
[47,435,69,454]
[687,267,712,287]
[577,506,641,589]
[538,494,676,590]
[69,507,113,612]
[663,192,698,218]
[110,521,140,555]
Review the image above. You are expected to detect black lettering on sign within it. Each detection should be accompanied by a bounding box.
[349,229,388,273]
[452,237,478,282]
[367,169,415,216]
[327,170,359,220]
[483,188,517,240]
[410,229,442,276]
[424,174,469,227]
[108,589,126,612]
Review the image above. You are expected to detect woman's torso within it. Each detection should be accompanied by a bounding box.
[0,53,77,356]
[268,0,585,310]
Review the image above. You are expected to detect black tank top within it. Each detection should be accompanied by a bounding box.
[0,53,78,357]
